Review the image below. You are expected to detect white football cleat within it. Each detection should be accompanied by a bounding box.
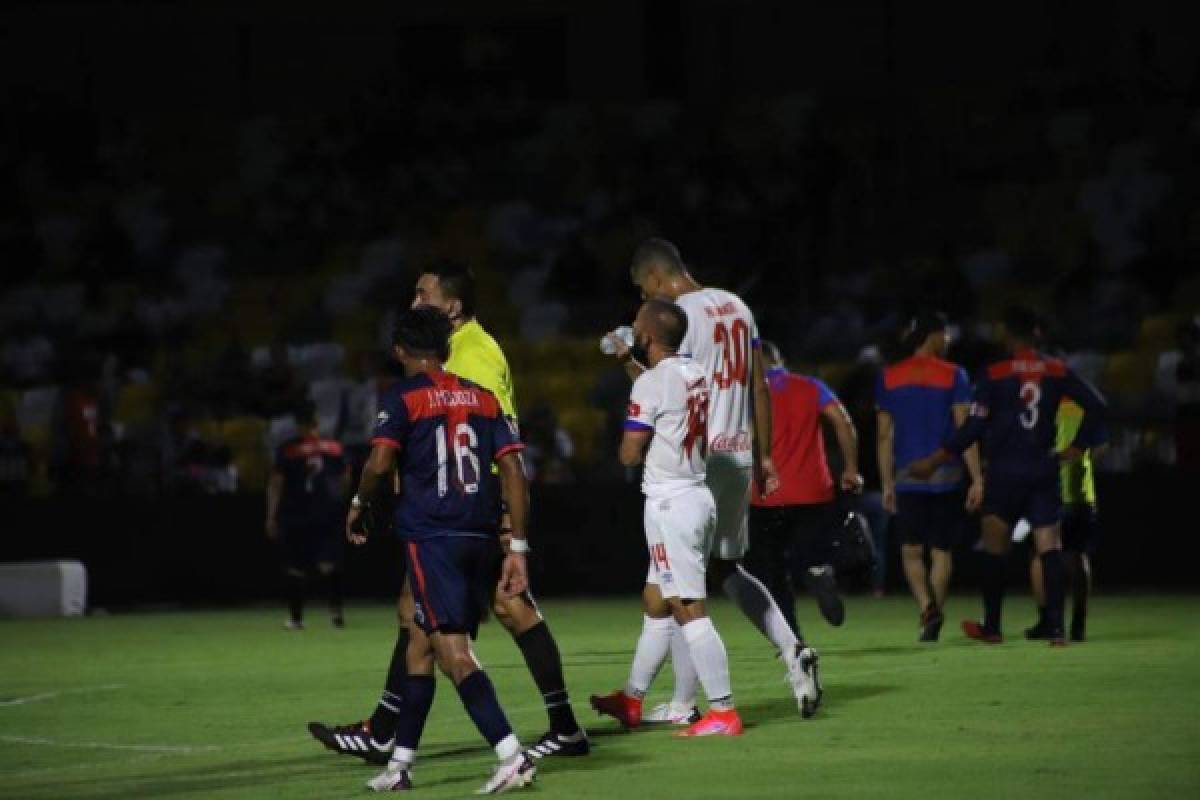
[783,644,823,718]
[366,766,413,792]
[475,755,535,794]
[642,701,701,725]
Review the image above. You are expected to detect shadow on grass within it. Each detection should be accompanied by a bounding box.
[32,732,650,800]
[739,683,898,728]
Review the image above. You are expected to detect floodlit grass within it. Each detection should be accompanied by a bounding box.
[2,594,1198,799]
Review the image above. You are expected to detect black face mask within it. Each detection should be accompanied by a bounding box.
[630,336,650,366]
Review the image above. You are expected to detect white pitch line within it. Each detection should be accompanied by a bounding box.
[0,684,125,708]
[0,735,219,753]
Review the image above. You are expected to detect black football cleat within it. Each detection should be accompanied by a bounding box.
[308,720,393,765]
[1024,620,1050,640]
[523,730,590,760]
[918,605,944,642]
[803,565,845,627]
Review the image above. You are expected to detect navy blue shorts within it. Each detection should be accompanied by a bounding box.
[1061,504,1098,554]
[894,491,964,551]
[983,476,1061,528]
[405,535,501,638]
[280,521,343,569]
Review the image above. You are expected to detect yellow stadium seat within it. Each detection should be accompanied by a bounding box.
[1137,314,1176,352]
[113,383,159,429]
[232,446,271,492]
[1101,350,1155,399]
[220,416,268,453]
[558,407,606,466]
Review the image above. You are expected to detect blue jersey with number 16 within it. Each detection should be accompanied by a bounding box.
[372,369,524,541]
[944,348,1106,481]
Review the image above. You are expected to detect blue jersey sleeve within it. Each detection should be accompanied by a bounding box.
[951,367,971,405]
[944,374,991,455]
[814,378,838,410]
[372,390,410,448]
[491,413,525,462]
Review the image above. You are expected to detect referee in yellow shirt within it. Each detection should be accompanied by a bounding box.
[1026,397,1101,642]
[309,262,588,764]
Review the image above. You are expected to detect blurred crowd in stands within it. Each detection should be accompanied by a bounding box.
[3,64,1199,498]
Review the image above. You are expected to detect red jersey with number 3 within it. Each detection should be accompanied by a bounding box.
[373,369,524,540]
[675,287,759,468]
[944,348,1107,481]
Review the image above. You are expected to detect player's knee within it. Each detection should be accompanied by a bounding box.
[494,594,538,634]
[437,650,478,684]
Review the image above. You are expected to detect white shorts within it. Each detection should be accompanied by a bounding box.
[643,487,717,600]
[705,456,751,560]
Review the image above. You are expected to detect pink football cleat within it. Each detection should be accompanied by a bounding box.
[675,708,743,737]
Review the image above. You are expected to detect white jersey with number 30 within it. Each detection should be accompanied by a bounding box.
[675,287,759,469]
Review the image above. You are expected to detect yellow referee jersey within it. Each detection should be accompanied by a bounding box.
[1056,398,1096,507]
[445,318,518,422]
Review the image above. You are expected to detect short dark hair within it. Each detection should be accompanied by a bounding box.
[631,238,684,279]
[393,306,453,361]
[424,260,476,319]
[643,298,689,351]
[904,311,949,350]
[1003,305,1042,342]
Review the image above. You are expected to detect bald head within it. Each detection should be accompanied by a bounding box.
[632,299,689,367]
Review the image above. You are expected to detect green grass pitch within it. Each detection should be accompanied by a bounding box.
[2,594,1198,799]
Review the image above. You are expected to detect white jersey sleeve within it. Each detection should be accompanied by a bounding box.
[675,288,758,468]
[628,357,709,499]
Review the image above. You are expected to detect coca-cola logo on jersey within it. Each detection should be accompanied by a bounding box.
[710,432,751,452]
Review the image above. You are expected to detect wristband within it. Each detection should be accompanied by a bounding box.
[508,538,530,554]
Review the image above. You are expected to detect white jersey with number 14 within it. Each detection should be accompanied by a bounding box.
[675,287,758,469]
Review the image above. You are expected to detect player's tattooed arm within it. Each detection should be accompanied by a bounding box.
[346,443,397,545]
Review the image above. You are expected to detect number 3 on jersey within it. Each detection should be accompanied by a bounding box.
[713,319,750,389]
[1019,380,1041,430]
[436,422,480,496]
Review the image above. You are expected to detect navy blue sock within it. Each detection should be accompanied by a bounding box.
[1040,551,1066,635]
[455,670,513,748]
[393,675,436,751]
[981,553,1006,634]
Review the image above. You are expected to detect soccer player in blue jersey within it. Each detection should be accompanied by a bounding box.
[346,306,536,793]
[909,307,1107,646]
[876,313,983,641]
[265,405,351,630]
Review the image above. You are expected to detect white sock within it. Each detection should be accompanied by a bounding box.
[681,617,733,710]
[494,733,520,762]
[389,746,416,770]
[625,615,673,698]
[669,619,699,707]
[724,563,799,653]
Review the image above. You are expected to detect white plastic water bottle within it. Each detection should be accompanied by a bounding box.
[599,326,634,355]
